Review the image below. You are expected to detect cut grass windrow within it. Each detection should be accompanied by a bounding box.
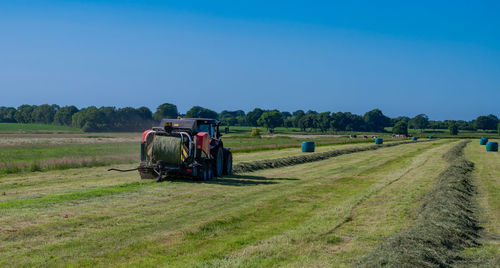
[233,140,434,174]
[359,140,479,267]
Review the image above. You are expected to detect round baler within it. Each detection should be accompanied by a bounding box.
[135,118,232,182]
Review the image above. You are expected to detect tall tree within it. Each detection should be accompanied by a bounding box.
[53,105,79,126]
[32,104,59,124]
[409,114,429,132]
[298,113,318,131]
[292,110,305,128]
[137,106,153,121]
[185,106,218,119]
[257,110,283,133]
[246,108,264,127]
[72,106,104,132]
[219,110,245,126]
[449,122,459,135]
[473,114,498,130]
[317,112,331,132]
[0,107,17,123]
[393,120,408,135]
[364,109,390,132]
[153,103,178,121]
[14,105,36,123]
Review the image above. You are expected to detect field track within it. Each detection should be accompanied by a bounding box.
[0,139,476,267]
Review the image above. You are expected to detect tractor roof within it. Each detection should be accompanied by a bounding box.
[159,118,218,130]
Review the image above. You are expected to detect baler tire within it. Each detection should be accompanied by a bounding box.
[223,151,233,175]
[214,147,224,177]
[202,164,209,181]
[208,167,213,180]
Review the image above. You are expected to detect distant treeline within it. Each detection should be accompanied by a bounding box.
[0,103,498,133]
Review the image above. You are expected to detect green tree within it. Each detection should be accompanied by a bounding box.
[137,107,153,121]
[153,103,178,121]
[14,104,36,123]
[281,111,292,119]
[409,114,429,132]
[185,106,218,119]
[392,120,408,135]
[317,112,331,132]
[31,104,59,124]
[449,122,459,135]
[298,113,318,131]
[345,113,365,131]
[292,110,305,128]
[498,122,500,136]
[0,107,17,123]
[246,108,264,127]
[473,114,498,130]
[364,109,390,132]
[72,106,105,132]
[257,110,283,133]
[54,105,79,126]
[283,117,294,128]
[219,110,245,126]
[235,115,247,126]
[391,116,410,126]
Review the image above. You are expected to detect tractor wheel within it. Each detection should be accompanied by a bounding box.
[192,166,198,178]
[223,150,233,175]
[202,164,208,181]
[207,166,213,180]
[214,147,224,177]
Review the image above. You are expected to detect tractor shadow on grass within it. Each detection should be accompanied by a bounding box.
[209,174,298,186]
[167,174,298,186]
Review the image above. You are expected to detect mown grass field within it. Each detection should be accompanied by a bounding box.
[0,129,498,267]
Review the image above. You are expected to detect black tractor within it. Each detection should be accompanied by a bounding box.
[137,118,232,182]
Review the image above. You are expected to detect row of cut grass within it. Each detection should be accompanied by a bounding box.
[458,139,500,266]
[360,140,479,267]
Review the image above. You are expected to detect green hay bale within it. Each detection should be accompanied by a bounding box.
[149,135,182,166]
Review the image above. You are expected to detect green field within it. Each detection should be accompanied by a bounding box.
[0,129,498,267]
[0,123,82,133]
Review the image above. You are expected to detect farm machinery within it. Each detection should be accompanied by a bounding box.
[111,118,232,182]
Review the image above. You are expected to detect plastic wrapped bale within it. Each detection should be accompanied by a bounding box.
[301,141,315,152]
[486,141,498,152]
[147,135,183,166]
[375,138,383,145]
[480,137,488,145]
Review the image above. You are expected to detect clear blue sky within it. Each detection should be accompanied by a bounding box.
[1,0,499,120]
